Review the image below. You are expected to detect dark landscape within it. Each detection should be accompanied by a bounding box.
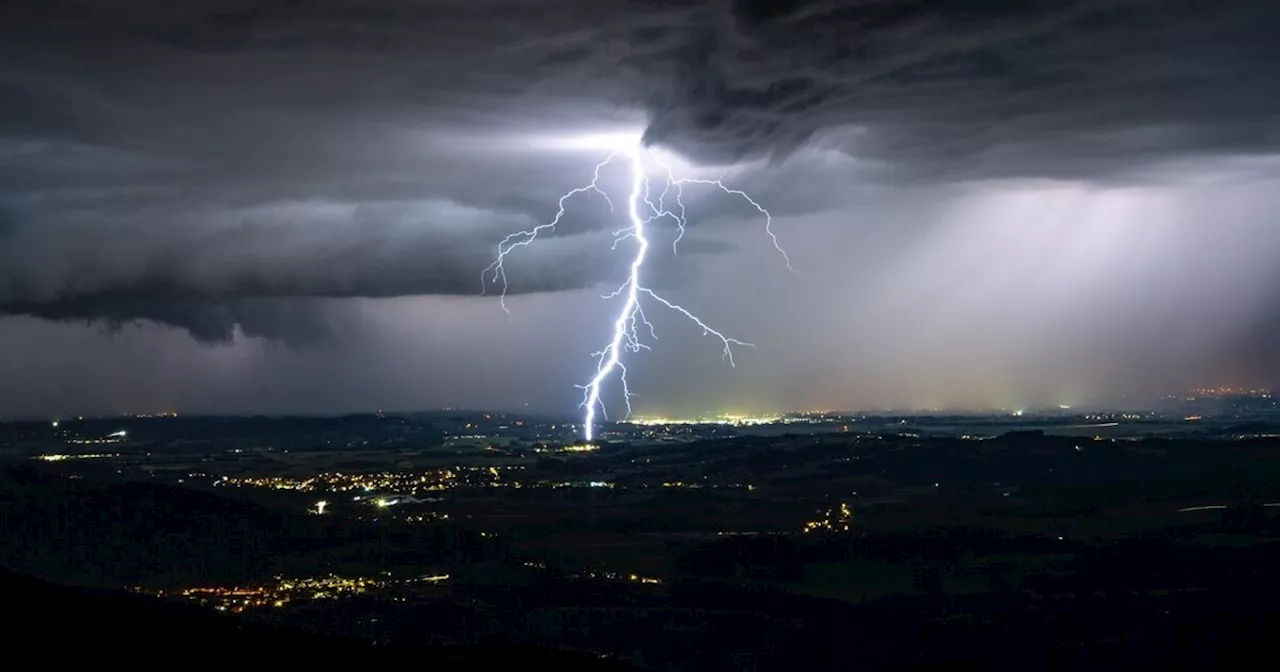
[5,1,1280,669]
[5,401,1280,670]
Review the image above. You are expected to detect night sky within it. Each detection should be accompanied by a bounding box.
[3,0,1280,419]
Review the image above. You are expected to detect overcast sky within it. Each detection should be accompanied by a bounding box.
[3,0,1280,420]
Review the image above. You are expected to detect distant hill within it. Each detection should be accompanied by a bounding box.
[0,462,505,589]
[2,567,631,671]
[0,462,322,587]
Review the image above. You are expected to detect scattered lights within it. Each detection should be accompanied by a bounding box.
[216,466,511,493]
[564,569,664,585]
[802,501,854,534]
[484,142,792,442]
[403,512,451,523]
[35,453,119,462]
[216,463,755,503]
[1186,386,1273,399]
[136,573,452,614]
[534,443,602,454]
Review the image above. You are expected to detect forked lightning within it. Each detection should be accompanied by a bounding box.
[484,145,791,441]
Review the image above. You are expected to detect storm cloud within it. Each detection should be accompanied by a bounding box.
[644,0,1280,172]
[2,0,1280,416]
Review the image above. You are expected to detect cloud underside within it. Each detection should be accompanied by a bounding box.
[0,212,733,342]
[2,0,1279,342]
[642,0,1280,170]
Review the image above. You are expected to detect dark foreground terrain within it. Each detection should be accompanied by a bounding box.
[5,414,1280,669]
[9,547,1278,671]
[5,567,630,671]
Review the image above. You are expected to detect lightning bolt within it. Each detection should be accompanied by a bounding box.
[484,145,792,442]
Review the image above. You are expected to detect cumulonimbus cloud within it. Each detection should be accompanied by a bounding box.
[2,0,1278,343]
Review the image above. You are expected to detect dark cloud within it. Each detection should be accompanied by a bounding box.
[11,297,349,347]
[10,1,1276,171]
[638,0,1280,172]
[1,0,1279,346]
[0,195,733,340]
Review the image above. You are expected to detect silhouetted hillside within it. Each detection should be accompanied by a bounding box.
[3,568,631,671]
[0,463,505,588]
[0,463,320,586]
[9,429,1280,670]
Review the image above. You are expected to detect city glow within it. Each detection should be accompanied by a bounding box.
[135,573,451,614]
[803,501,854,533]
[35,453,120,461]
[626,414,782,426]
